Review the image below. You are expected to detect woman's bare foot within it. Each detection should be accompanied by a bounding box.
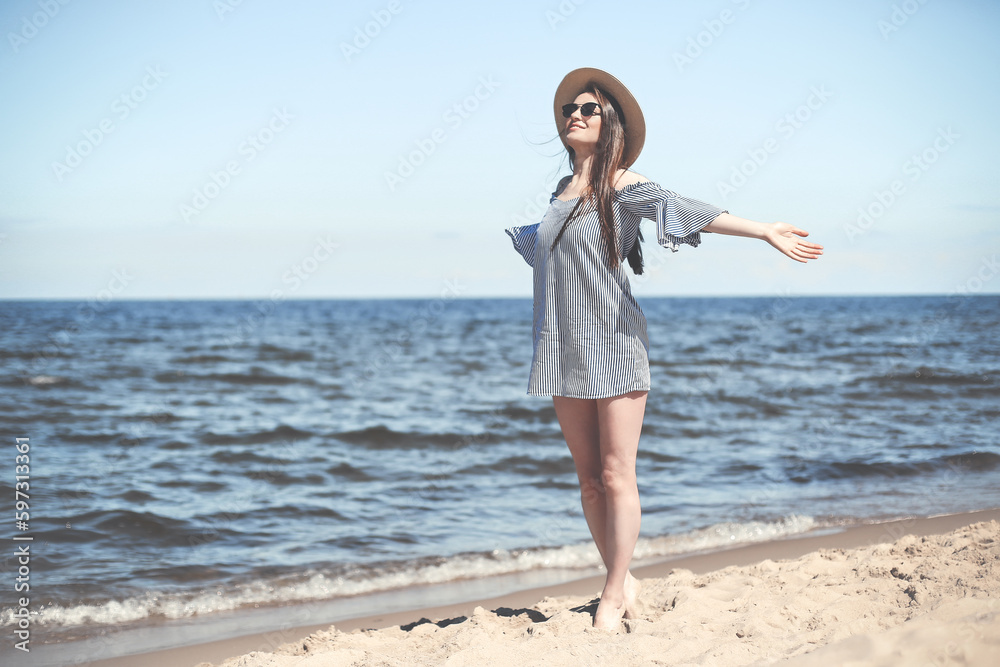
[594,571,642,629]
[593,594,626,631]
[623,571,642,619]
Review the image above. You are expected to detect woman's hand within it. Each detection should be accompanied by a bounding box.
[764,222,824,263]
[700,214,824,263]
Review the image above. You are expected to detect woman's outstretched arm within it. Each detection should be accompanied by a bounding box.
[702,212,824,263]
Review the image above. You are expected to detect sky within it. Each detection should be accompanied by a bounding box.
[1,0,998,300]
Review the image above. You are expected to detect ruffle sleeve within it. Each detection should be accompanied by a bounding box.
[504,176,573,268]
[616,181,727,252]
[504,223,539,268]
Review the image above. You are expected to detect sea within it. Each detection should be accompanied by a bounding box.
[0,295,998,663]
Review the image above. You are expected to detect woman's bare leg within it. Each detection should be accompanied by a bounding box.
[593,389,647,629]
[552,396,609,564]
[553,391,646,629]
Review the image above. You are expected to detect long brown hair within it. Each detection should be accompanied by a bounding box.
[549,83,644,275]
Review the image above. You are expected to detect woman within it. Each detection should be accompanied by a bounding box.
[504,68,823,631]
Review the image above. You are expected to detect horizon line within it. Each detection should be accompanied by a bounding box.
[2,292,998,302]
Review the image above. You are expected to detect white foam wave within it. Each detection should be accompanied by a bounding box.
[634,514,818,560]
[0,514,817,632]
[26,375,67,385]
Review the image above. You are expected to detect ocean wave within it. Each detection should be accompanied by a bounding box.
[209,449,291,465]
[58,431,133,444]
[152,479,228,493]
[787,451,1000,483]
[333,425,496,450]
[200,424,314,445]
[459,404,555,424]
[159,440,194,450]
[241,469,326,486]
[327,462,377,481]
[857,366,998,387]
[171,353,234,364]
[455,454,575,477]
[119,411,181,422]
[153,367,307,386]
[60,509,240,548]
[119,489,157,503]
[816,350,907,363]
[194,504,348,523]
[0,515,818,635]
[0,374,79,388]
[257,342,314,362]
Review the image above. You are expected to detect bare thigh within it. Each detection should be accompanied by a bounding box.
[552,396,601,482]
[596,390,647,476]
[553,390,648,479]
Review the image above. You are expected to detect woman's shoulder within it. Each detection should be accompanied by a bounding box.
[550,174,573,198]
[613,169,652,189]
[550,170,656,199]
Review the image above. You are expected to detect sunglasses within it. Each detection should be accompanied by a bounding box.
[561,102,602,118]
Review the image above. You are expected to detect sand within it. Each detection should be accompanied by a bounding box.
[73,510,1000,667]
[199,517,998,666]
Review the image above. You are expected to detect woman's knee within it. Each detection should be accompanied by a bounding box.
[578,475,605,503]
[600,461,637,495]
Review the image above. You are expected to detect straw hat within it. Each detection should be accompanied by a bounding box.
[553,67,646,168]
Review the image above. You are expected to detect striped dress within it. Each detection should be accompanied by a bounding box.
[505,175,727,399]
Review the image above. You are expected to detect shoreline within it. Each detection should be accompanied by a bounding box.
[56,507,1000,667]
